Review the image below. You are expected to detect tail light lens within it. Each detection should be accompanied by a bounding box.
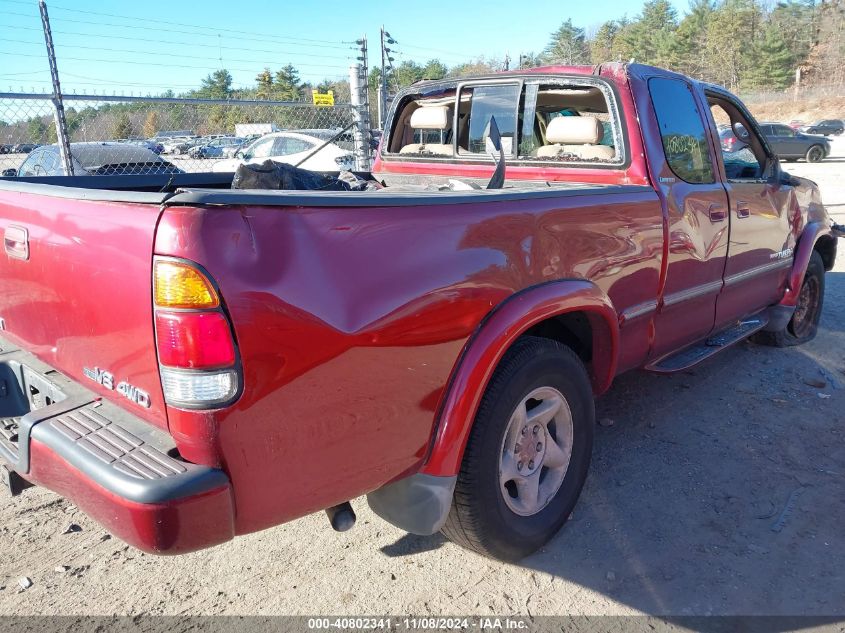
[153,257,240,408]
[154,260,219,308]
[155,312,235,369]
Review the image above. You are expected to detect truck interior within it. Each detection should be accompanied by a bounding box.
[386,79,623,165]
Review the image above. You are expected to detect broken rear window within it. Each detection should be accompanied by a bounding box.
[383,76,625,167]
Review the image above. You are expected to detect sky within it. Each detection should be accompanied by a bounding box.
[1,0,690,95]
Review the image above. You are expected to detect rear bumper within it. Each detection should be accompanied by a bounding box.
[0,339,234,554]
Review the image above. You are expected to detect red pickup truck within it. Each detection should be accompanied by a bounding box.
[0,63,839,562]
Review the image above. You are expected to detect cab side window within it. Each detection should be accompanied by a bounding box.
[709,99,766,181]
[648,78,715,184]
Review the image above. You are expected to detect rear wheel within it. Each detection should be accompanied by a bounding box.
[441,336,594,561]
[754,251,825,347]
[806,145,824,163]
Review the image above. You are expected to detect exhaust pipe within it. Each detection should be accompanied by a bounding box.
[325,501,356,532]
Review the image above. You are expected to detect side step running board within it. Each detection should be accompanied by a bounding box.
[646,315,769,373]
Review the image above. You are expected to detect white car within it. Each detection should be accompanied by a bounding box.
[212,131,355,172]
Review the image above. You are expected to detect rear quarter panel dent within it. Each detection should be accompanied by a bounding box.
[154,193,656,532]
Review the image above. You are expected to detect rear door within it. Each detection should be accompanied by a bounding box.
[636,74,730,357]
[0,184,169,429]
[704,91,795,328]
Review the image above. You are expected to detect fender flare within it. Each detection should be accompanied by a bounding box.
[780,221,832,307]
[421,279,619,478]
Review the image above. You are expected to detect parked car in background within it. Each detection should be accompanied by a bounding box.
[212,130,355,172]
[12,143,38,154]
[799,119,844,136]
[151,130,194,141]
[788,119,804,130]
[166,137,204,155]
[188,137,245,159]
[0,144,13,154]
[129,139,164,155]
[1,142,183,177]
[719,122,831,163]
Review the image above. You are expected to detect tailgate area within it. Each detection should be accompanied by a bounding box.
[0,336,235,553]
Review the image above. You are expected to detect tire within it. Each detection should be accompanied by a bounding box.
[754,250,825,347]
[806,145,824,163]
[441,336,594,561]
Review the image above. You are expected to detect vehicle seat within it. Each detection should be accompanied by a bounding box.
[399,106,453,156]
[535,117,614,160]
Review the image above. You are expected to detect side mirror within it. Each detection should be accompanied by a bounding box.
[1,168,17,177]
[768,159,799,187]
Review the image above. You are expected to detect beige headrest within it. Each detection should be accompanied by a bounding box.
[409,106,450,130]
[546,116,604,144]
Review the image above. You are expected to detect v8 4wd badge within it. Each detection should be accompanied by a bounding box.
[83,366,151,409]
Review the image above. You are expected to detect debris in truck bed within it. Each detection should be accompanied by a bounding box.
[232,160,380,191]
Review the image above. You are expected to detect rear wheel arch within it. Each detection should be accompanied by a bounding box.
[421,280,618,478]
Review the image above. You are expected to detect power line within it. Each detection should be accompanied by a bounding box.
[0,37,353,68]
[1,5,352,50]
[0,24,355,60]
[1,51,351,73]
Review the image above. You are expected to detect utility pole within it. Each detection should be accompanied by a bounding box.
[379,27,386,130]
[379,28,396,130]
[351,35,372,170]
[39,0,73,175]
[349,63,369,171]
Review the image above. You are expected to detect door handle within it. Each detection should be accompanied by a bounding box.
[736,202,750,219]
[708,204,727,223]
[4,225,29,260]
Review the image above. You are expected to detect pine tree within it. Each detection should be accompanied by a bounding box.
[113,112,133,139]
[591,21,620,63]
[273,65,303,101]
[422,59,448,80]
[743,25,795,89]
[543,19,590,64]
[667,0,713,76]
[198,69,233,99]
[255,68,274,100]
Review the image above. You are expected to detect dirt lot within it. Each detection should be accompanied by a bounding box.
[1,139,844,619]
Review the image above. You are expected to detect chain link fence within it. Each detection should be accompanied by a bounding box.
[0,93,369,176]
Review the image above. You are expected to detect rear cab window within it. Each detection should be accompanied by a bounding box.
[382,75,626,168]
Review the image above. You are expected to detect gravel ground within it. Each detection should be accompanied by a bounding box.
[0,139,843,618]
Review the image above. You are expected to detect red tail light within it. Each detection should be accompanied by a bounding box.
[153,257,240,408]
[155,311,236,369]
